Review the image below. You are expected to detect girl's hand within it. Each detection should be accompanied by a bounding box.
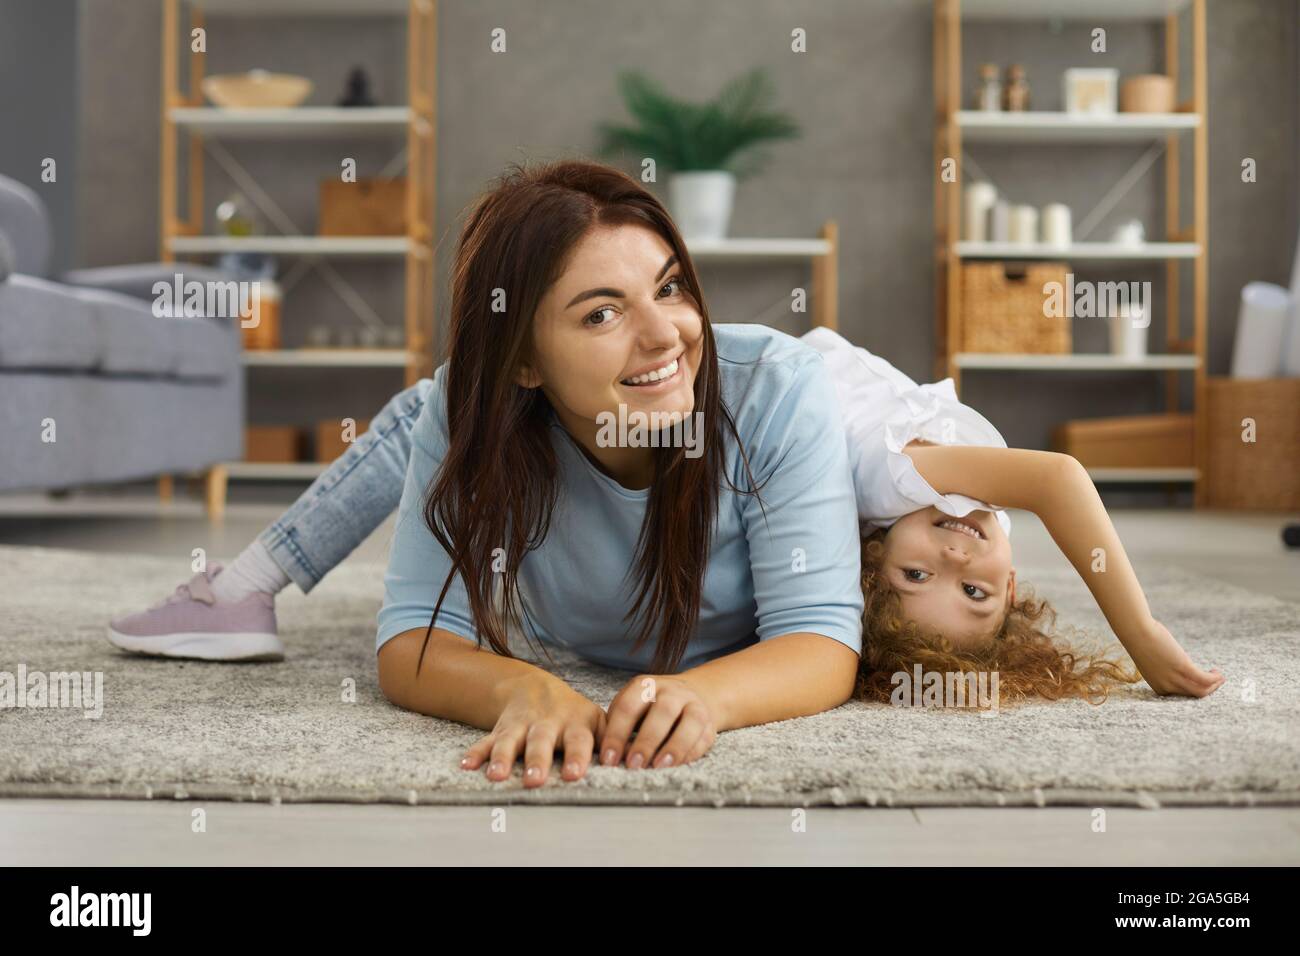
[460,673,607,787]
[1127,619,1226,698]
[599,674,720,770]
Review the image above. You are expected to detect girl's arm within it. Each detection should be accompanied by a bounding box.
[902,444,1224,697]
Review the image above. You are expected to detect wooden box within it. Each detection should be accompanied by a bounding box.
[960,262,1072,354]
[1052,413,1194,468]
[318,179,406,236]
[244,426,303,463]
[315,418,372,463]
[1204,377,1300,510]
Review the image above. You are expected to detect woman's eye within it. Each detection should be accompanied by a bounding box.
[904,569,929,582]
[659,276,683,297]
[584,306,617,328]
[963,583,989,600]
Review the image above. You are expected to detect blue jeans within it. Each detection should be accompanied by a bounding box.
[258,379,432,594]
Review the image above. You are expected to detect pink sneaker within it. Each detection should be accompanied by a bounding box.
[107,563,284,662]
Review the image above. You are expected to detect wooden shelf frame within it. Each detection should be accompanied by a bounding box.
[932,0,1208,498]
[158,0,439,511]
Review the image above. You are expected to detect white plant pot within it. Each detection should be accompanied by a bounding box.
[668,171,736,241]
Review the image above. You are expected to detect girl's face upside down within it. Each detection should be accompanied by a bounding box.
[879,506,1017,649]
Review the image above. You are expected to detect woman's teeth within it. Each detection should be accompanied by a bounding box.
[937,518,984,540]
[621,358,679,386]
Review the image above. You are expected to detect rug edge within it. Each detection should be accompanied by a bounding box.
[1,781,1297,810]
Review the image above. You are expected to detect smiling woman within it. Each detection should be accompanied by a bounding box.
[106,158,867,787]
[374,158,865,782]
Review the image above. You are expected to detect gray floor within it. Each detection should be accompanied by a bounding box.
[2,484,1298,865]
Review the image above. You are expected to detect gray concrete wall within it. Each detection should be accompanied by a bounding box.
[63,0,1300,449]
[0,0,79,276]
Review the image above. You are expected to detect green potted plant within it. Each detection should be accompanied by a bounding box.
[597,68,800,240]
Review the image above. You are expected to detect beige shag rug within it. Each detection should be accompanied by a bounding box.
[1,544,1298,808]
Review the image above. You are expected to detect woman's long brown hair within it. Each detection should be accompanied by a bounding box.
[416,158,768,677]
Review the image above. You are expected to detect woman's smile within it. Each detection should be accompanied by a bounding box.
[618,354,686,392]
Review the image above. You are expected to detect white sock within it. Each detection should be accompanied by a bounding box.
[211,540,291,602]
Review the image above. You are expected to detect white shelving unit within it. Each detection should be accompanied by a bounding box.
[957,110,1198,143]
[225,462,329,480]
[169,106,412,137]
[168,236,416,257]
[956,240,1199,261]
[954,353,1200,371]
[934,0,1208,492]
[241,349,417,367]
[159,0,437,514]
[1086,467,1199,483]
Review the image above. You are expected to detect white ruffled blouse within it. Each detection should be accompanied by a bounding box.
[801,326,1012,538]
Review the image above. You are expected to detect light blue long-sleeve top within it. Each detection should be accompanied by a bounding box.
[375,322,864,672]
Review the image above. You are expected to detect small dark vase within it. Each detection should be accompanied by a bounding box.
[338,67,377,107]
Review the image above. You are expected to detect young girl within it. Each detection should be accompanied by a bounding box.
[800,326,1224,705]
[108,159,1221,786]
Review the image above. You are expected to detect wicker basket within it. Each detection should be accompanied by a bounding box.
[1204,377,1300,510]
[960,261,1071,353]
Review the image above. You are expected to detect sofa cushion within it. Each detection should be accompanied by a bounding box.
[170,314,237,381]
[69,285,177,376]
[0,275,101,371]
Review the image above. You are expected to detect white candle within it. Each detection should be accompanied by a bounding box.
[1009,205,1038,245]
[963,182,997,242]
[1041,203,1071,247]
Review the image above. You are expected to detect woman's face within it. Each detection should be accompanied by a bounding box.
[880,506,1017,649]
[520,223,705,485]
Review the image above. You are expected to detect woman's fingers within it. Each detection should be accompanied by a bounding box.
[626,699,684,769]
[651,703,708,768]
[560,723,597,781]
[460,734,496,771]
[522,722,560,788]
[600,685,651,766]
[486,729,524,782]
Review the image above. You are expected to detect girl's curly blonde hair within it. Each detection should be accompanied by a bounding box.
[855,527,1139,707]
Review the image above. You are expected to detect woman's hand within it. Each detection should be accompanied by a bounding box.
[599,674,721,770]
[1126,619,1226,698]
[459,673,607,787]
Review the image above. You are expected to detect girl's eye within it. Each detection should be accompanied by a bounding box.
[583,306,618,328]
[904,569,930,583]
[963,583,989,600]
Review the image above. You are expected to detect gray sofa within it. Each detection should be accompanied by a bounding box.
[0,171,242,514]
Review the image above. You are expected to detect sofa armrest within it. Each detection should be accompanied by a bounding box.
[0,233,13,282]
